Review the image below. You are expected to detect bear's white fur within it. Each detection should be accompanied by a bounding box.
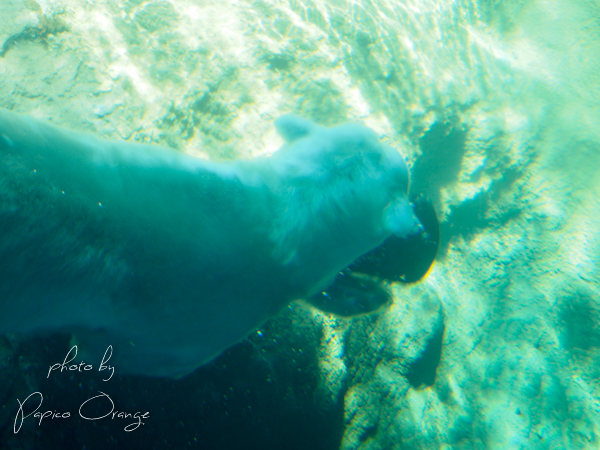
[0,110,416,377]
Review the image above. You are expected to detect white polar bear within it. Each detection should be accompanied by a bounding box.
[0,110,418,377]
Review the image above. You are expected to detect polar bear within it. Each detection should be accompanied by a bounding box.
[0,110,418,377]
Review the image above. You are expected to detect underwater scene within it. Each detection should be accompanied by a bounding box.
[1,0,599,449]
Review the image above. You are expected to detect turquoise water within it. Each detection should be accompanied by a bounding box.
[1,0,600,449]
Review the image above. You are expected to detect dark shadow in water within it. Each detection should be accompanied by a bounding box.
[410,120,527,256]
[409,120,467,205]
[409,120,467,257]
[559,293,600,351]
[439,167,523,254]
[405,315,445,388]
[3,313,345,450]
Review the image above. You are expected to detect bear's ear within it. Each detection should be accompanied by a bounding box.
[274,114,318,143]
